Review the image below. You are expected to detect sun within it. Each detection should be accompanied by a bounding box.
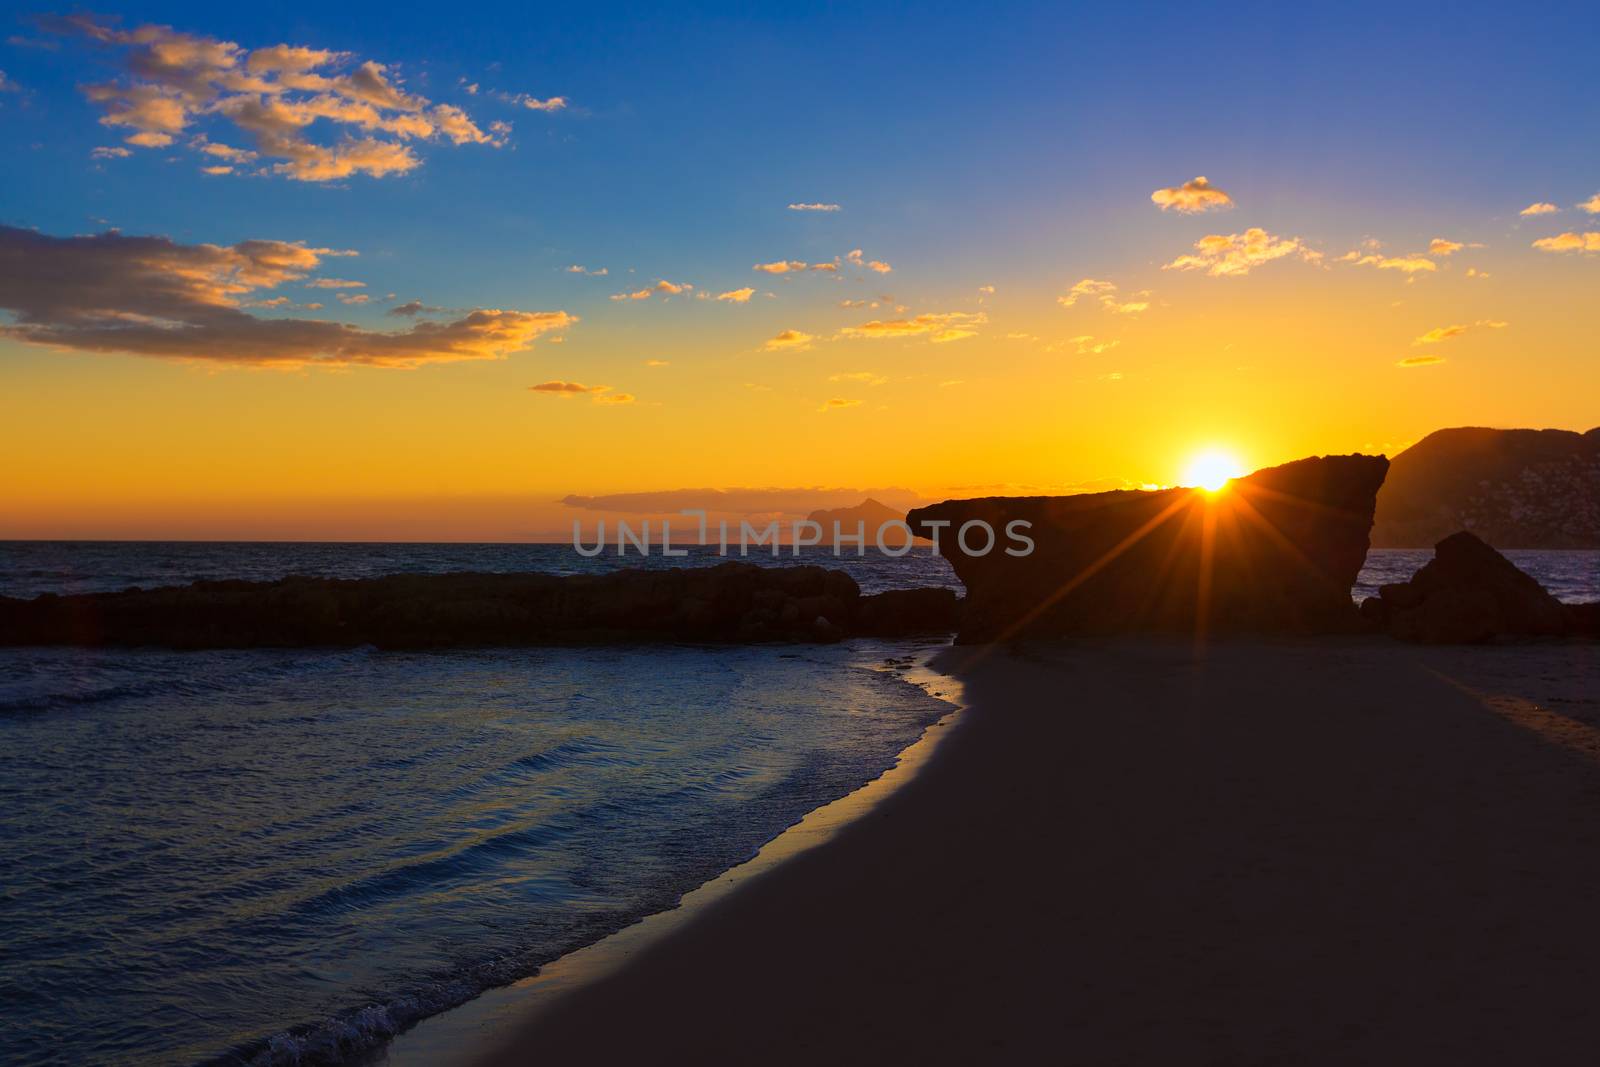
[1183,449,1246,492]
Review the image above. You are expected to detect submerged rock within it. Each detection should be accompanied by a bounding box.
[907,454,1389,643]
[1364,530,1570,643]
[0,563,959,649]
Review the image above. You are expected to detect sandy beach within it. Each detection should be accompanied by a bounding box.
[452,636,1600,1066]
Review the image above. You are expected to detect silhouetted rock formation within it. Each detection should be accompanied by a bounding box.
[1360,531,1572,643]
[1372,426,1600,548]
[0,564,960,649]
[853,587,960,635]
[908,455,1389,643]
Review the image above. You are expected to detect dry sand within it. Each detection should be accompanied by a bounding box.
[455,636,1600,1065]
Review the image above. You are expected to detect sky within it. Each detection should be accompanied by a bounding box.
[1,1,1597,540]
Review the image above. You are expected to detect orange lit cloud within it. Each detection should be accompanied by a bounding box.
[51,15,504,180]
[1412,320,1508,345]
[1532,231,1600,253]
[610,279,693,301]
[840,311,985,343]
[1519,202,1558,216]
[0,224,573,368]
[1427,238,1464,255]
[1149,175,1233,214]
[716,287,755,303]
[1396,355,1446,368]
[1164,228,1321,276]
[1581,193,1600,214]
[819,397,862,411]
[763,328,814,351]
[1057,278,1149,314]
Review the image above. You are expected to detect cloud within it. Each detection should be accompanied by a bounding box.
[1164,228,1321,276]
[609,279,693,301]
[336,292,369,305]
[716,287,755,303]
[1582,193,1600,214]
[1533,231,1600,253]
[594,392,635,405]
[91,145,132,159]
[50,15,503,181]
[0,224,574,368]
[843,249,892,272]
[1344,252,1437,273]
[763,328,814,351]
[644,359,670,367]
[1060,334,1120,355]
[787,203,840,212]
[531,380,607,394]
[840,311,986,343]
[1412,320,1508,345]
[754,260,808,274]
[388,299,442,316]
[1149,176,1233,214]
[518,95,567,112]
[1427,238,1464,255]
[1519,202,1559,216]
[566,264,607,276]
[304,277,365,289]
[819,397,862,411]
[1057,278,1149,314]
[1396,355,1446,368]
[828,370,888,385]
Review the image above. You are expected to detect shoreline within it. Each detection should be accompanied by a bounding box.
[376,645,971,1066]
[439,634,1600,1065]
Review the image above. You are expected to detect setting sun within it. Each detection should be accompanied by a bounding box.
[1183,450,1246,492]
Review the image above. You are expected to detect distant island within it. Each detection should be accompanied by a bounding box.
[1372,427,1600,548]
[803,497,928,547]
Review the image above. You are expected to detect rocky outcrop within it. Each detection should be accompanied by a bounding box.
[1372,426,1600,548]
[0,564,960,649]
[907,454,1389,643]
[1359,531,1572,643]
[853,587,961,635]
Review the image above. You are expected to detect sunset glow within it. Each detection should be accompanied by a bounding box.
[1183,451,1246,493]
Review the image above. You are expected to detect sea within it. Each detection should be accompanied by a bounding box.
[1,542,1596,1066]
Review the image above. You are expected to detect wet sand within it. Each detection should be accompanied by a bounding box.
[460,637,1600,1065]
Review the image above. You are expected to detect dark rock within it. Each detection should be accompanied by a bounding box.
[1372,530,1571,643]
[907,454,1388,643]
[1567,602,1600,636]
[0,562,961,649]
[854,588,961,635]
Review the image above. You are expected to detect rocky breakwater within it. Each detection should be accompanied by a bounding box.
[1360,530,1596,642]
[908,454,1390,643]
[0,563,961,649]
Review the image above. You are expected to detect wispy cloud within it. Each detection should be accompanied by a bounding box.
[787,202,840,212]
[716,287,755,303]
[1057,278,1149,314]
[1532,231,1600,253]
[531,380,607,394]
[1149,175,1233,214]
[610,279,693,301]
[828,370,888,385]
[0,224,574,368]
[754,260,807,274]
[1427,237,1464,255]
[763,329,814,351]
[818,397,862,412]
[1412,320,1508,345]
[566,264,608,276]
[1519,202,1559,216]
[845,249,892,273]
[1396,355,1446,368]
[1341,252,1436,273]
[388,300,442,316]
[48,14,507,181]
[840,311,985,343]
[1164,228,1320,276]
